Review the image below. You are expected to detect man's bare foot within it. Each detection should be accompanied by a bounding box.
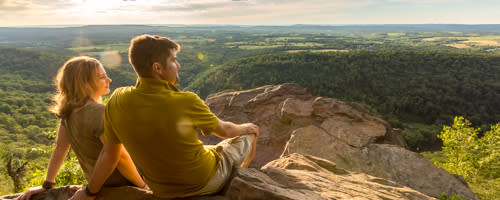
[241,134,257,168]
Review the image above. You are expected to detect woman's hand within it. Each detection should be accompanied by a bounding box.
[15,186,46,200]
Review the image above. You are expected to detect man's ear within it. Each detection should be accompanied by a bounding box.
[152,62,161,73]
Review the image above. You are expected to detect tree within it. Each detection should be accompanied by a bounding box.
[437,116,500,200]
[438,116,481,178]
[5,152,28,193]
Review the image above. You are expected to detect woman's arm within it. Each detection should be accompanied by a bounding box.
[16,123,71,200]
[46,124,71,182]
[98,135,146,188]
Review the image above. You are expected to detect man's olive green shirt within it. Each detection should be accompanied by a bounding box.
[104,78,221,198]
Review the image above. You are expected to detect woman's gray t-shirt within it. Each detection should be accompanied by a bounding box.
[62,102,131,187]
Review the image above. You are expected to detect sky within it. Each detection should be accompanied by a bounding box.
[0,0,499,26]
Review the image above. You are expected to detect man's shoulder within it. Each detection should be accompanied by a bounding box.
[176,90,198,98]
[108,86,135,99]
[112,86,135,95]
[174,91,204,102]
[106,86,135,106]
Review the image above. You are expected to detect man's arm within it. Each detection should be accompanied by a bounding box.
[212,120,259,138]
[212,120,259,168]
[114,142,147,189]
[69,138,121,200]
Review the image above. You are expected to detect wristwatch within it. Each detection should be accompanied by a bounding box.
[84,185,99,196]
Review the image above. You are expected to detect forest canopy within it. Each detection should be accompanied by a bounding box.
[186,50,500,149]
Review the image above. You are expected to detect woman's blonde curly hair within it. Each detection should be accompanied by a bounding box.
[49,56,102,119]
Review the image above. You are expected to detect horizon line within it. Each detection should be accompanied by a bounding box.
[2,23,500,28]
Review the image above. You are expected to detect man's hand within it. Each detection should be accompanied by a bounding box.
[240,123,259,137]
[15,186,46,200]
[214,120,260,138]
[68,188,96,200]
[68,185,83,191]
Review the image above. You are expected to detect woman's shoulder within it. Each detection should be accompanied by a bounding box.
[85,102,105,113]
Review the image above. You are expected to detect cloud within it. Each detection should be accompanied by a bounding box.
[151,1,230,12]
[0,0,30,12]
[217,0,373,24]
[1,0,376,25]
[0,0,73,14]
[1,0,497,26]
[382,0,467,6]
[141,0,374,24]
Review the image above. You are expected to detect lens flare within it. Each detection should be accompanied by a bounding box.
[177,117,193,136]
[72,37,93,55]
[100,50,122,69]
[197,52,204,60]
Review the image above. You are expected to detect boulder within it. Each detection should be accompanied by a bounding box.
[201,83,477,199]
[226,153,435,200]
[282,125,476,198]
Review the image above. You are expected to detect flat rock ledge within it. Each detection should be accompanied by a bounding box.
[1,153,435,200]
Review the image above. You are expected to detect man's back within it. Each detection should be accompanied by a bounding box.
[104,78,221,198]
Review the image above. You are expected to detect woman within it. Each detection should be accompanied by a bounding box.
[17,56,146,200]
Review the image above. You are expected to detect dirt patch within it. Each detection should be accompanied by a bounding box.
[445,43,470,48]
[468,40,500,46]
[422,37,439,41]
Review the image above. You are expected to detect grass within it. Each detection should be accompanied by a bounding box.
[387,32,406,37]
[423,35,500,48]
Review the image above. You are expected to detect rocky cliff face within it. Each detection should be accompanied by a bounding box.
[202,83,476,199]
[1,83,477,200]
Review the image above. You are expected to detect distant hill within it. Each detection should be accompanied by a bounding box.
[185,50,500,133]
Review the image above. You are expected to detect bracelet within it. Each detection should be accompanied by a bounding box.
[42,181,56,190]
[84,185,99,196]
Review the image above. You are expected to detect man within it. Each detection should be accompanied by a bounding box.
[70,34,259,199]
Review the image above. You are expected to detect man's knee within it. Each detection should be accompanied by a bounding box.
[240,134,257,144]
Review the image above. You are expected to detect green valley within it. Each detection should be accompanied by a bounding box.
[0,24,499,198]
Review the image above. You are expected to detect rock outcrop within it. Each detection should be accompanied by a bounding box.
[225,153,434,200]
[202,83,477,199]
[1,83,477,200]
[2,154,434,200]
